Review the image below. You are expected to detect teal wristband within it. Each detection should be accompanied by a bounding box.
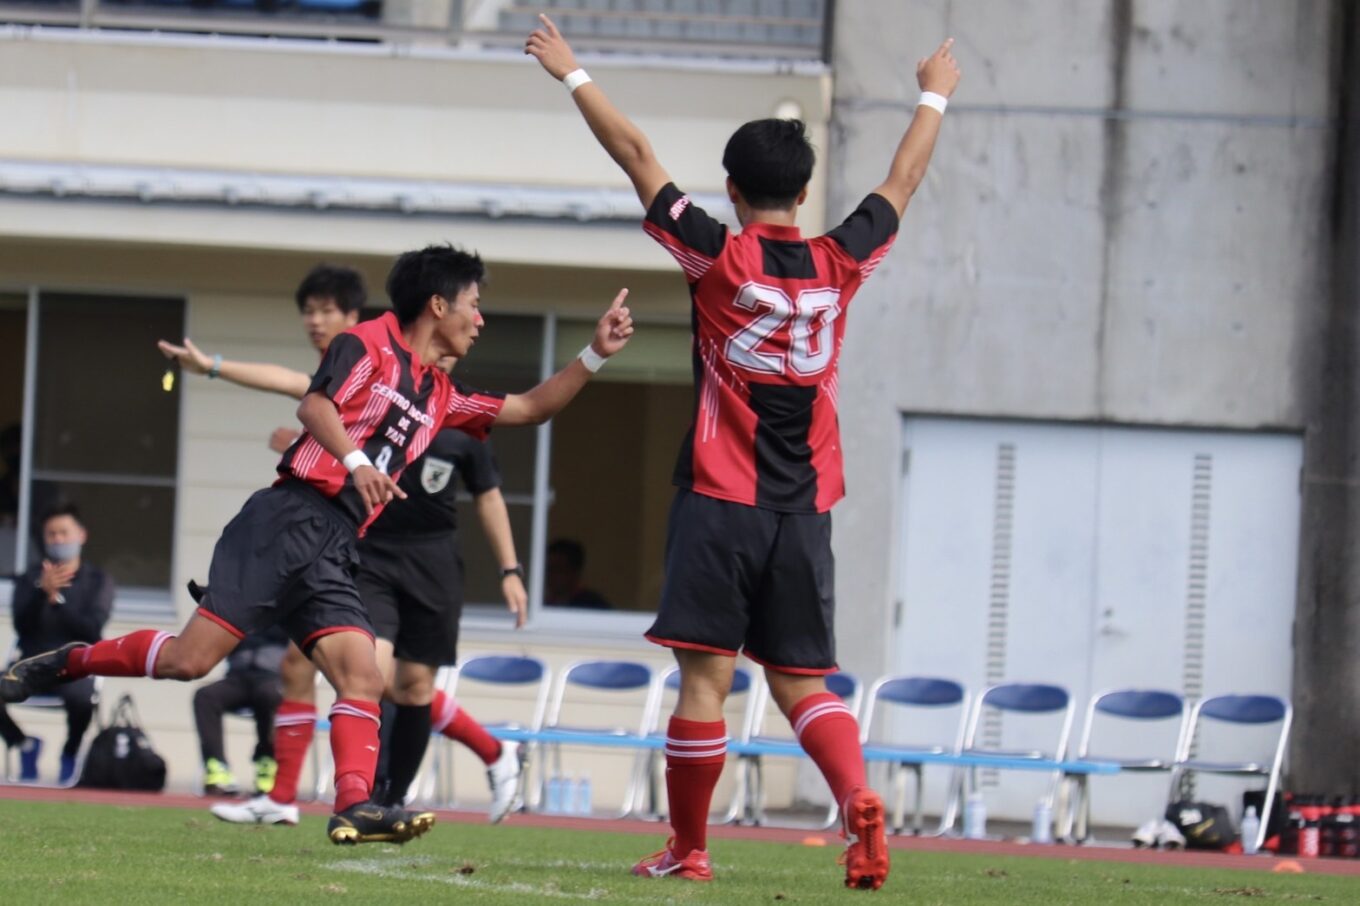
[208,354,222,379]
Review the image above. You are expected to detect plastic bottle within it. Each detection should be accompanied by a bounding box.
[963,791,987,840]
[1241,805,1260,855]
[545,774,564,814]
[575,774,593,816]
[561,774,577,814]
[1031,798,1053,844]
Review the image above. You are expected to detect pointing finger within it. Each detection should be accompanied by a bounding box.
[609,288,630,310]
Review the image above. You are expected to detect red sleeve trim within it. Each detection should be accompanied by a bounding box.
[643,221,718,283]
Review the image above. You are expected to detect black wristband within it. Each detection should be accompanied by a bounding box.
[499,564,525,580]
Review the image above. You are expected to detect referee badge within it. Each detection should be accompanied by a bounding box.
[420,456,455,494]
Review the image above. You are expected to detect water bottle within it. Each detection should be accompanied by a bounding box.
[963,791,987,840]
[561,774,577,814]
[545,774,564,814]
[575,774,593,816]
[1241,805,1260,855]
[1032,798,1054,844]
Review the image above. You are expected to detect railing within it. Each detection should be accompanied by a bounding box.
[0,0,831,61]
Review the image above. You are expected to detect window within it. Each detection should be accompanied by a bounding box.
[447,314,543,610]
[447,311,692,626]
[543,320,692,617]
[0,290,184,617]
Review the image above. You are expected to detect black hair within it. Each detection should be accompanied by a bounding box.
[384,244,487,326]
[41,502,83,529]
[294,264,368,314]
[548,538,585,572]
[721,118,816,210]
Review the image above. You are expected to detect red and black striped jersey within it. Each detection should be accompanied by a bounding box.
[644,183,898,514]
[276,311,505,533]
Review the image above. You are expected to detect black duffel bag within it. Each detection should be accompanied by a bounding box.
[78,694,166,791]
[1166,799,1239,849]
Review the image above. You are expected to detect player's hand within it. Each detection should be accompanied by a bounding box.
[917,37,961,97]
[39,559,76,602]
[591,289,634,360]
[352,464,407,516]
[524,14,580,81]
[501,573,528,629]
[269,427,301,454]
[157,337,214,375]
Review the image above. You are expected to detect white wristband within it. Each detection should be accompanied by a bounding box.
[343,450,373,474]
[562,69,592,93]
[578,345,606,373]
[918,91,948,114]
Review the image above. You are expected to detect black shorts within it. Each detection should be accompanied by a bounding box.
[356,532,463,667]
[202,481,371,653]
[646,489,837,674]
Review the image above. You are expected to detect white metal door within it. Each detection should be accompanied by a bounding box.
[892,417,1302,826]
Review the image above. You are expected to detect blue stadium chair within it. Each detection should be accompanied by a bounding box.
[535,659,656,817]
[729,670,862,828]
[950,682,1073,837]
[1061,689,1185,842]
[1167,693,1291,854]
[422,654,549,809]
[640,664,756,822]
[859,675,969,835]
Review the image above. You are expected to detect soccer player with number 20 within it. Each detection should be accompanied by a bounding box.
[528,15,960,890]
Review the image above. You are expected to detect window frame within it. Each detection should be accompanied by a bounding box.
[458,309,694,639]
[0,284,183,624]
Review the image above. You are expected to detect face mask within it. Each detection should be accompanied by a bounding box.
[46,541,81,563]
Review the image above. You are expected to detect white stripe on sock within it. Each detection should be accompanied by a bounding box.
[144,631,174,678]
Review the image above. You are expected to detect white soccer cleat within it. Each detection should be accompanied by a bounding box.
[211,794,299,826]
[485,741,524,824]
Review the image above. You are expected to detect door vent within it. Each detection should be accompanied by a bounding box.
[1179,453,1213,796]
[981,443,1017,785]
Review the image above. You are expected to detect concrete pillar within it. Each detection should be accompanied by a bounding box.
[1291,0,1360,794]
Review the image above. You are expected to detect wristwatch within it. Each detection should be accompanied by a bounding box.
[499,564,525,580]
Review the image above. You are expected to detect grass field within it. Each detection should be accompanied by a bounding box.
[0,800,1355,904]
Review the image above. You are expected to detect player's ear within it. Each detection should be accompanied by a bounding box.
[344,310,359,327]
[429,294,447,319]
[796,185,809,207]
[725,176,741,205]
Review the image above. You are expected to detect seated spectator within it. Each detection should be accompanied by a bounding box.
[544,538,612,610]
[193,623,288,797]
[0,503,113,784]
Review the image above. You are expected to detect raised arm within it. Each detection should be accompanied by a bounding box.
[296,393,405,515]
[495,288,634,427]
[871,38,962,218]
[474,488,527,628]
[158,337,311,400]
[525,15,671,210]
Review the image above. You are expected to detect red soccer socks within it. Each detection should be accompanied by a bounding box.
[66,630,173,679]
[268,700,317,806]
[329,698,381,813]
[663,716,727,856]
[789,691,866,805]
[431,689,501,766]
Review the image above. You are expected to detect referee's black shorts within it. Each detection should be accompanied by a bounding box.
[646,489,838,675]
[201,481,371,653]
[357,532,464,667]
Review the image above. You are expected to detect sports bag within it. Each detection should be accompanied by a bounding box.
[1165,799,1239,850]
[78,694,167,791]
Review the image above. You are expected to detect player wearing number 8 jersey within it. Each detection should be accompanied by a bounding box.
[528,15,961,891]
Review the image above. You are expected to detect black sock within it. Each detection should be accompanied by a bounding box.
[384,703,433,806]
